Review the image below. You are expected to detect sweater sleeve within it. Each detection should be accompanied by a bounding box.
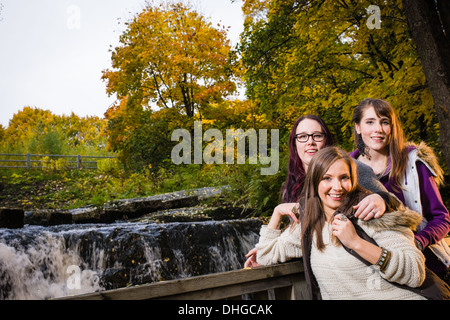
[371,227,426,288]
[255,223,303,266]
[415,161,450,249]
[355,160,403,210]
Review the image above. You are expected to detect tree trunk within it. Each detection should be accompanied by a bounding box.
[180,74,194,117]
[436,0,450,37]
[403,0,450,172]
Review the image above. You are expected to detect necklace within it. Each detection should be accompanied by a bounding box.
[375,159,389,179]
[358,154,389,178]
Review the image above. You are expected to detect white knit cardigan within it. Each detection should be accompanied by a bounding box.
[255,208,427,300]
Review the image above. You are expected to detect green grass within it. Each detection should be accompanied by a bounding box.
[0,162,281,214]
[1,161,447,217]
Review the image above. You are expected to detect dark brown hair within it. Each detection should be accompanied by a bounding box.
[280,115,334,203]
[352,98,407,192]
[299,146,360,251]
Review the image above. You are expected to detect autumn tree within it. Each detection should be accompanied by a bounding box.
[102,2,238,117]
[0,107,108,155]
[102,2,240,169]
[57,112,107,151]
[239,0,440,153]
[2,107,57,153]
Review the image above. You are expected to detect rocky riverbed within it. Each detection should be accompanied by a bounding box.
[0,186,253,228]
[0,186,262,300]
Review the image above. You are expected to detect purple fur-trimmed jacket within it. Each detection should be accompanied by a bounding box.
[350,143,450,274]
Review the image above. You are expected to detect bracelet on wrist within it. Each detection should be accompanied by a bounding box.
[375,247,391,273]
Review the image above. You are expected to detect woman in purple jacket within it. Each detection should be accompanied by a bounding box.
[350,98,450,283]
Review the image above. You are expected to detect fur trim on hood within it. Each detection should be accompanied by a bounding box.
[407,141,445,187]
[359,205,423,235]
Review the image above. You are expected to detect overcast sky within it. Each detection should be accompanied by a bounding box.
[0,0,244,128]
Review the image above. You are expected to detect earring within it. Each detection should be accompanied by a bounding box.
[357,134,371,160]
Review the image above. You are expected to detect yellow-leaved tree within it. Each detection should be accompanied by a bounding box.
[0,107,107,155]
[102,2,239,117]
[240,0,440,153]
[101,2,241,169]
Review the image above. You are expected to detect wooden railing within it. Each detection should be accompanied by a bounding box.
[0,153,116,170]
[60,261,309,300]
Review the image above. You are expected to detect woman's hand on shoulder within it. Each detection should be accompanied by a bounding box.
[353,193,386,221]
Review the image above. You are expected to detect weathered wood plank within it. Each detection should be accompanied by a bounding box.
[61,261,305,300]
[157,276,295,300]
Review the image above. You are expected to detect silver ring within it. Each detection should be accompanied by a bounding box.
[339,215,348,222]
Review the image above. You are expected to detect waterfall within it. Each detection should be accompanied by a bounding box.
[0,219,261,300]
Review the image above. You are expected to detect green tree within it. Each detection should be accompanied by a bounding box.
[105,99,191,169]
[239,0,440,152]
[29,130,64,155]
[0,107,108,156]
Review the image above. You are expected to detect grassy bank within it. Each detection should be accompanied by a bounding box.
[1,160,448,217]
[0,161,287,217]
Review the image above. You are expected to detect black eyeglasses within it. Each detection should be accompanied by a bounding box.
[295,133,325,143]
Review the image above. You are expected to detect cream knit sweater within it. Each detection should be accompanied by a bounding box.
[255,210,427,300]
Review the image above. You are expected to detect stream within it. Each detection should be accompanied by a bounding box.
[0,187,262,300]
[0,218,261,300]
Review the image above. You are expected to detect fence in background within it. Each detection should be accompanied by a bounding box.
[0,153,117,170]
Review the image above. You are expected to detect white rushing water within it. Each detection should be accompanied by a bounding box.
[0,219,260,300]
[0,233,102,299]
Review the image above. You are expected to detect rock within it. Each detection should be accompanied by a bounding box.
[24,209,73,226]
[99,268,131,290]
[161,195,199,209]
[202,206,254,220]
[70,206,112,224]
[100,191,204,222]
[134,207,213,223]
[0,208,24,229]
[2,186,232,226]
[103,198,164,220]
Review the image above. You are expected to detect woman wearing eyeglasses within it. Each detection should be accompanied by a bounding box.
[244,115,400,267]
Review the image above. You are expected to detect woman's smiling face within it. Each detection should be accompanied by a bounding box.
[355,106,391,154]
[295,118,327,170]
[318,158,352,216]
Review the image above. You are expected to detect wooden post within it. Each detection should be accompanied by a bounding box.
[26,153,30,169]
